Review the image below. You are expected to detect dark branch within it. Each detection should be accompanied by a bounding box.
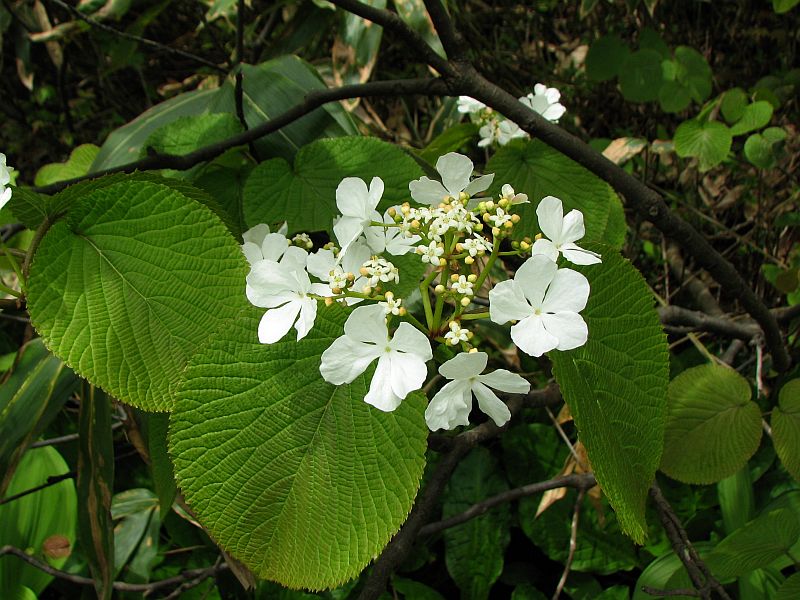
[421,0,467,59]
[0,473,75,506]
[457,65,788,372]
[34,77,451,194]
[658,306,761,341]
[419,473,595,537]
[47,0,226,73]
[327,0,453,76]
[0,546,227,592]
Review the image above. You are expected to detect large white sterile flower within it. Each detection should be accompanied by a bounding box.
[320,304,432,411]
[425,351,530,431]
[246,260,330,343]
[364,208,421,256]
[333,176,385,255]
[519,84,566,123]
[409,153,494,206]
[489,254,590,357]
[530,196,601,265]
[0,154,13,210]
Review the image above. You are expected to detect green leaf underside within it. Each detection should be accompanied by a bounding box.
[27,179,249,412]
[168,304,428,589]
[772,379,800,481]
[243,137,423,235]
[550,251,669,543]
[443,448,510,599]
[660,364,762,484]
[706,508,800,579]
[486,140,626,249]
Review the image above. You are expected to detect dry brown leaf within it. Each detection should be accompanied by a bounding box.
[602,137,647,166]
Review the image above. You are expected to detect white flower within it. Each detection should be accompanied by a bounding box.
[444,322,470,346]
[409,153,494,206]
[500,184,529,205]
[489,254,590,357]
[530,196,601,265]
[488,208,512,228]
[365,208,421,256]
[497,120,528,145]
[417,241,445,265]
[320,304,433,411]
[519,84,566,123]
[241,223,305,269]
[425,351,530,430]
[478,119,501,148]
[307,240,371,302]
[457,96,486,114]
[292,232,313,250]
[379,293,403,315]
[361,257,399,287]
[246,260,330,343]
[461,236,492,257]
[333,176,385,254]
[450,275,474,296]
[0,154,12,210]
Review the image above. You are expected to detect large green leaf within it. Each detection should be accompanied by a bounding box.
[0,339,77,495]
[486,140,626,248]
[550,251,669,543]
[111,488,161,581]
[168,304,428,589]
[771,379,800,481]
[442,447,510,600]
[34,144,100,187]
[0,447,77,596]
[243,136,423,235]
[76,383,115,600]
[141,113,243,158]
[673,46,712,103]
[777,573,800,599]
[27,178,249,412]
[619,50,663,102]
[706,508,800,579]
[660,364,761,484]
[730,101,774,136]
[92,56,357,171]
[674,120,732,171]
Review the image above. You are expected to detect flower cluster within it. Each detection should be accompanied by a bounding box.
[243,151,600,431]
[458,84,566,149]
[0,154,13,211]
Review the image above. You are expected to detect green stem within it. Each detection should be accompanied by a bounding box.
[420,268,439,330]
[0,240,24,290]
[22,217,53,286]
[0,282,22,298]
[459,311,489,320]
[432,262,450,331]
[473,238,500,292]
[403,310,428,334]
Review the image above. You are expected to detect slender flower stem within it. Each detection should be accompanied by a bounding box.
[459,311,489,320]
[473,237,501,292]
[0,282,21,298]
[0,239,24,286]
[403,310,428,334]
[420,268,439,330]
[432,263,450,331]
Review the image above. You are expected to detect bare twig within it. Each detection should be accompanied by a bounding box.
[419,473,595,537]
[35,78,451,194]
[30,421,124,448]
[0,473,75,506]
[47,0,226,73]
[658,306,760,340]
[649,483,732,600]
[0,546,227,592]
[641,586,701,597]
[552,488,585,600]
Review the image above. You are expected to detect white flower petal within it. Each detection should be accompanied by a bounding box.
[279,246,308,272]
[463,173,494,196]
[0,188,9,210]
[344,304,388,345]
[533,83,546,96]
[257,301,301,344]
[409,177,450,206]
[540,312,588,351]
[536,196,564,242]
[426,380,473,431]
[389,322,433,361]
[472,382,511,427]
[307,248,336,280]
[540,268,590,314]
[246,286,295,309]
[489,280,532,324]
[242,223,270,246]
[543,103,566,122]
[560,209,586,244]
[388,350,428,400]
[341,239,372,273]
[544,87,561,104]
[241,242,263,265]
[294,298,318,341]
[513,254,558,309]
[529,238,559,262]
[511,315,559,357]
[477,369,530,394]
[560,243,602,265]
[336,177,371,218]
[320,335,382,384]
[365,355,403,411]
[259,232,291,262]
[334,216,366,254]
[436,152,473,196]
[438,351,487,380]
[368,177,385,208]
